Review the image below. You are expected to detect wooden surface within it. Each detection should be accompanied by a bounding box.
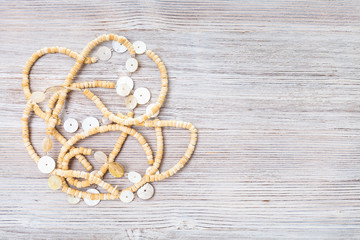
[1,0,360,239]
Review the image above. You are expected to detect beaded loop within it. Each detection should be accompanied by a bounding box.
[21,34,197,203]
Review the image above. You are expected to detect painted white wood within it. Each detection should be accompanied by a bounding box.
[1,0,360,238]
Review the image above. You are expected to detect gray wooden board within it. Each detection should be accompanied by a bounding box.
[1,0,360,239]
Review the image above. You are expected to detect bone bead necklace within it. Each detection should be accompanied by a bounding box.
[21,34,198,205]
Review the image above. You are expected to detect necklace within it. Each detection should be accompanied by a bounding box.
[21,34,198,206]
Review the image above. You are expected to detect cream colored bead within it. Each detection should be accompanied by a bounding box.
[94,151,107,163]
[125,95,137,110]
[82,117,99,131]
[37,156,56,173]
[128,171,142,183]
[134,87,151,105]
[120,190,134,203]
[42,136,53,153]
[137,183,154,200]
[117,76,134,89]
[126,58,138,72]
[116,83,132,97]
[48,175,62,190]
[96,46,112,61]
[133,41,146,54]
[64,118,78,133]
[112,41,127,53]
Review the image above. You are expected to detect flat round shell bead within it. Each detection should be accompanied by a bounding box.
[134,87,151,105]
[126,95,137,110]
[82,117,99,131]
[117,76,134,89]
[137,183,154,200]
[48,175,62,190]
[146,104,160,118]
[116,83,132,97]
[64,118,78,133]
[125,58,138,72]
[120,190,134,203]
[112,41,127,53]
[67,194,81,204]
[96,46,112,61]
[84,188,100,206]
[37,156,56,174]
[133,41,146,54]
[128,171,142,183]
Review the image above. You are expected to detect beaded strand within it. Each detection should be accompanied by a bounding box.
[21,34,198,205]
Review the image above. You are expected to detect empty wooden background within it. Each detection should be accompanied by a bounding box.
[1,0,360,239]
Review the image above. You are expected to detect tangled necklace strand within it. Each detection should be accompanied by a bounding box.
[21,33,198,205]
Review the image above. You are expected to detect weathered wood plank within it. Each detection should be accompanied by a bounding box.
[1,0,360,239]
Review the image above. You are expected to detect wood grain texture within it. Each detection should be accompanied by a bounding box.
[1,0,360,239]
